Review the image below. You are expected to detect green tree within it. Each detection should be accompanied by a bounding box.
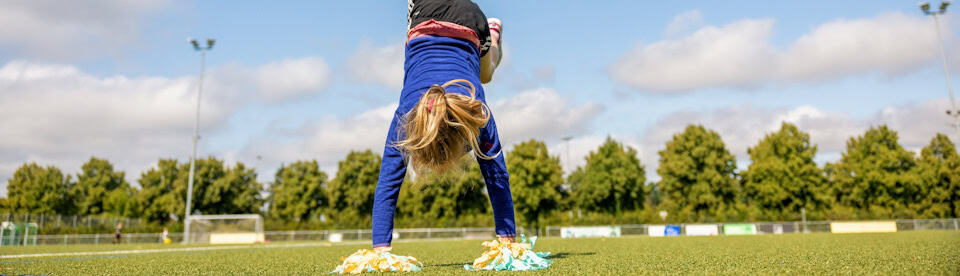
[657,125,740,221]
[191,159,263,215]
[103,186,138,217]
[6,163,74,214]
[826,125,919,218]
[136,159,180,223]
[72,157,129,216]
[136,157,263,222]
[327,150,381,227]
[914,134,960,218]
[268,160,329,221]
[569,137,646,216]
[742,122,829,220]
[398,155,489,225]
[506,139,566,232]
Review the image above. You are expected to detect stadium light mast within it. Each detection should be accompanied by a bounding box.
[561,136,573,175]
[561,136,577,218]
[920,1,960,143]
[184,37,215,244]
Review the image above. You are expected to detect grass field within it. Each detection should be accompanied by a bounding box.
[1,231,957,275]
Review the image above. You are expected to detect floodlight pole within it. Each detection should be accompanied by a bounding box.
[561,136,573,175]
[184,38,215,244]
[922,1,960,143]
[561,136,576,218]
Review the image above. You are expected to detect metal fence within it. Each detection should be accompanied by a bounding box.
[2,213,146,231]
[8,218,958,246]
[544,218,960,237]
[17,227,522,246]
[30,233,184,246]
[261,227,515,243]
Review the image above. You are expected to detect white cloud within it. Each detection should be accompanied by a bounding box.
[953,46,960,69]
[0,61,210,195]
[0,58,332,195]
[636,98,955,177]
[612,12,947,92]
[639,105,853,163]
[0,0,169,59]
[612,19,777,91]
[549,134,644,176]
[238,103,398,178]
[542,98,956,182]
[492,88,604,144]
[256,57,331,101]
[346,42,405,89]
[239,87,604,179]
[873,99,959,149]
[781,13,940,81]
[530,65,556,85]
[665,10,704,37]
[302,104,398,158]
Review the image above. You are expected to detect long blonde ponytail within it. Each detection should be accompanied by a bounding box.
[396,79,498,175]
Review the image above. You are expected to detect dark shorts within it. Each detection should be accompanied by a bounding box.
[407,0,491,57]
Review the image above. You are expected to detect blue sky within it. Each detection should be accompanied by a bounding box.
[1,0,958,196]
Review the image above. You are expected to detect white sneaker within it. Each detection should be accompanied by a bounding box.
[487,18,503,66]
[487,18,502,47]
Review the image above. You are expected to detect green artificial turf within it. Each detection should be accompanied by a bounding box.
[1,231,957,275]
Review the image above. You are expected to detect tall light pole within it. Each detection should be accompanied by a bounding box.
[561,136,573,175]
[184,37,215,244]
[920,1,960,143]
[560,136,577,218]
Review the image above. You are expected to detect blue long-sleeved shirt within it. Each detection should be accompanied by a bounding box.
[371,36,515,247]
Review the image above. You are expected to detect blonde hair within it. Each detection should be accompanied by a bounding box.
[397,79,499,174]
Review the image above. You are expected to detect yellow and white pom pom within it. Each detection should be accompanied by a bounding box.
[331,249,422,274]
[465,235,551,271]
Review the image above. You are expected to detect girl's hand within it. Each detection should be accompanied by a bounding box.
[374,246,392,253]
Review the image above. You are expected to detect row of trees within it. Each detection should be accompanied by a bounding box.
[2,123,958,232]
[2,157,262,222]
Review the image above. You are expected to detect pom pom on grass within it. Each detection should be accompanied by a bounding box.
[464,234,551,271]
[331,249,422,274]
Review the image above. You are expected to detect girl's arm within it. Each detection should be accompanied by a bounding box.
[474,111,518,239]
[371,113,407,249]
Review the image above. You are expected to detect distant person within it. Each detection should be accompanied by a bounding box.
[161,227,170,244]
[372,0,512,252]
[114,222,123,244]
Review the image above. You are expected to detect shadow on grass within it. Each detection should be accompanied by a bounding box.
[430,252,597,267]
[547,252,596,260]
[433,262,470,268]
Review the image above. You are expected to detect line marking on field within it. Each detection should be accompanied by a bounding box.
[1,241,365,259]
[1,237,496,260]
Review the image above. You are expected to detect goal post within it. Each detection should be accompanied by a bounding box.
[185,214,264,244]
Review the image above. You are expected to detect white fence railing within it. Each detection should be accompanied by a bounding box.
[7,219,957,246]
[13,227,524,246]
[544,218,960,237]
[26,233,183,246]
[2,213,145,231]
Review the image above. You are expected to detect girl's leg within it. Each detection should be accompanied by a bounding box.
[480,18,502,84]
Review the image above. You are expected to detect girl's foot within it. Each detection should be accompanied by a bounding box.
[487,18,503,66]
[488,18,502,47]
